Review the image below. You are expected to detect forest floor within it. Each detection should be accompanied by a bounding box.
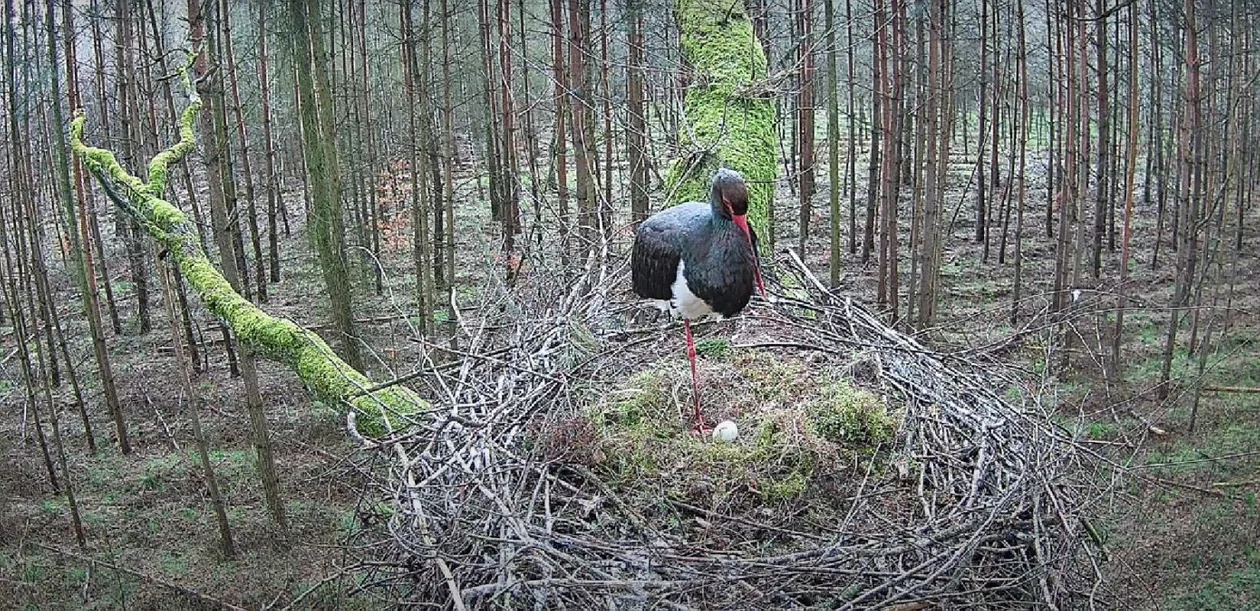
[800,162,1260,610]
[1,145,1257,609]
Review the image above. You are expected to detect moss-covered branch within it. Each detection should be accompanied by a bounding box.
[668,0,778,234]
[70,80,424,439]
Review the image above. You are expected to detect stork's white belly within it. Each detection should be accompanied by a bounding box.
[647,261,718,321]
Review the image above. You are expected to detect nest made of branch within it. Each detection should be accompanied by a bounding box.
[363,252,1102,610]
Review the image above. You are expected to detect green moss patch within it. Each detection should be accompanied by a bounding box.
[575,350,901,515]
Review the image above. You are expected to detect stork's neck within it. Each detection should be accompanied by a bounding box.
[708,193,730,221]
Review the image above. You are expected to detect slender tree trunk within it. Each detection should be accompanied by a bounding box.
[27,280,85,548]
[797,0,815,254]
[220,0,267,302]
[517,0,542,246]
[403,1,431,335]
[441,0,457,312]
[48,0,100,453]
[628,9,648,225]
[569,0,595,249]
[1092,1,1110,280]
[844,0,857,256]
[826,0,840,285]
[115,0,154,334]
[1110,0,1139,374]
[498,0,521,262]
[599,0,614,242]
[197,0,290,535]
[258,3,285,279]
[551,0,571,261]
[86,0,122,335]
[1158,0,1201,398]
[1,278,60,493]
[1010,0,1028,324]
[290,0,363,370]
[158,258,235,558]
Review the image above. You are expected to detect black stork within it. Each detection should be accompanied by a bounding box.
[630,168,766,434]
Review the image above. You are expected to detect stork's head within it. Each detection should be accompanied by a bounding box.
[709,168,765,298]
[710,168,749,219]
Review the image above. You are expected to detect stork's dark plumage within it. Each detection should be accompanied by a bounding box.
[631,168,766,434]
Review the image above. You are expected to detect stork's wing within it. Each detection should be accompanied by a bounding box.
[631,220,682,301]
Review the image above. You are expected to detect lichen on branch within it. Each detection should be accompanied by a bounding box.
[69,78,424,439]
[668,0,778,235]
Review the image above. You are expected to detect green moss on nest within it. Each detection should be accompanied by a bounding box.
[580,354,902,508]
[807,380,898,447]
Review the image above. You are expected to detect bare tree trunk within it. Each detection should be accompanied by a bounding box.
[844,0,857,256]
[0,272,60,492]
[518,0,542,242]
[220,0,267,302]
[551,0,571,262]
[916,0,945,327]
[258,3,285,280]
[26,264,86,548]
[1010,0,1028,325]
[826,0,841,285]
[974,0,988,247]
[198,0,289,535]
[1092,0,1110,280]
[115,0,155,333]
[498,0,521,264]
[599,0,614,241]
[403,1,431,335]
[1158,0,1201,398]
[441,0,457,308]
[569,0,595,249]
[627,8,648,225]
[49,0,99,453]
[158,258,235,558]
[797,0,815,254]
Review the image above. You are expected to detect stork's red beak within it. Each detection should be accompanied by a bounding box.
[731,214,766,298]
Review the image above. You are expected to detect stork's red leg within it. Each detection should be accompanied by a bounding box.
[684,319,707,434]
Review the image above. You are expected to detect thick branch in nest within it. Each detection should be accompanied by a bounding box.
[69,68,425,439]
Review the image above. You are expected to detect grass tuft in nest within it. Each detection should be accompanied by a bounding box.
[806,379,898,448]
[695,338,731,360]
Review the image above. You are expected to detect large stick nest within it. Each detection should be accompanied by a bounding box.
[362,251,1100,609]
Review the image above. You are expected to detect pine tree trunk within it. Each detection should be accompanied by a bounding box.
[403,1,431,335]
[825,0,841,285]
[1110,0,1139,374]
[290,0,363,370]
[1010,0,1028,325]
[844,0,856,255]
[158,258,235,558]
[627,9,649,225]
[258,3,285,279]
[551,0,571,261]
[797,0,815,255]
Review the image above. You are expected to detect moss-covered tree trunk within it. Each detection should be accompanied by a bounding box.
[71,74,425,443]
[668,0,778,238]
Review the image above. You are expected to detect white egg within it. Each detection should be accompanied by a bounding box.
[712,420,739,442]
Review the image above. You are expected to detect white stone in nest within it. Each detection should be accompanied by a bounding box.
[712,420,739,443]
